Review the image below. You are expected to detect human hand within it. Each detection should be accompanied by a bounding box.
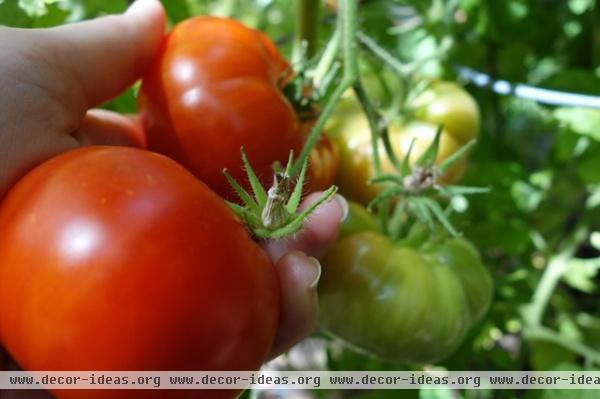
[0,0,346,395]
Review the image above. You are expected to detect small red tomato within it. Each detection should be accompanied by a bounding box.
[0,146,279,399]
[139,16,304,199]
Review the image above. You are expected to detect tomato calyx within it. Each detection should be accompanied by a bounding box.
[367,125,488,238]
[224,149,338,239]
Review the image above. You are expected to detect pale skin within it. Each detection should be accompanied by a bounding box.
[0,0,346,397]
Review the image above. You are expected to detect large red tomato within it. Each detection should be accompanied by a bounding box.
[0,147,279,399]
[139,16,303,199]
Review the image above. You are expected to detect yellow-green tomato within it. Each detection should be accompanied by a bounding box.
[333,115,466,205]
[414,82,480,143]
[318,203,493,364]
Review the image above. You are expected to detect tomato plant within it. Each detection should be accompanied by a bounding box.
[319,202,493,363]
[138,16,304,200]
[0,147,279,399]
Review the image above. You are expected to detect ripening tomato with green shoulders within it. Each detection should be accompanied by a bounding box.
[413,81,481,143]
[331,113,466,205]
[139,16,305,200]
[318,202,493,364]
[328,82,480,205]
[0,146,279,399]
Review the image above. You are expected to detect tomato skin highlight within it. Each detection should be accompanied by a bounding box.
[0,147,279,399]
[139,16,303,200]
[319,202,493,364]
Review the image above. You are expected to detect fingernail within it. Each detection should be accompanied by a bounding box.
[334,194,349,222]
[126,0,154,15]
[307,256,322,289]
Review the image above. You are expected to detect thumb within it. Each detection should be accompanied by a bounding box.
[45,0,165,109]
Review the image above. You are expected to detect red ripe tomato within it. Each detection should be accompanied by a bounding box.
[0,147,279,399]
[139,16,303,199]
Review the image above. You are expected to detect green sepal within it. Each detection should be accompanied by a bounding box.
[369,174,403,185]
[415,123,443,167]
[438,185,490,196]
[401,138,416,176]
[225,149,338,240]
[286,155,308,214]
[240,148,268,207]
[223,169,259,213]
[421,197,459,237]
[438,139,476,174]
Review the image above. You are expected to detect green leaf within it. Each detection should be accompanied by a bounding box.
[30,1,69,27]
[18,0,47,17]
[568,0,594,14]
[578,147,600,184]
[160,0,189,24]
[0,0,30,26]
[542,70,600,96]
[554,108,600,142]
[530,342,577,371]
[562,258,600,293]
[511,181,543,212]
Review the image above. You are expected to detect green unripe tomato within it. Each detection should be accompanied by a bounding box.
[318,202,493,364]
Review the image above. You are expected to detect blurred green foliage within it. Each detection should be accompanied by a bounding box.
[3,1,600,398]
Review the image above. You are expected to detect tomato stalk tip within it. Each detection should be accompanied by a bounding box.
[225,148,338,240]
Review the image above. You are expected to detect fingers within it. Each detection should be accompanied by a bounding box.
[267,251,321,360]
[46,0,165,108]
[262,193,348,263]
[262,194,347,358]
[73,109,146,148]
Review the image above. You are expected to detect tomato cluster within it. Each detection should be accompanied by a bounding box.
[0,16,303,399]
[329,82,480,204]
[0,11,488,398]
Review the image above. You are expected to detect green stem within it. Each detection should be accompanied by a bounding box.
[341,0,358,81]
[357,31,409,76]
[524,254,568,327]
[290,0,359,176]
[353,81,382,175]
[293,0,321,63]
[524,226,585,328]
[313,26,341,87]
[291,81,350,176]
[524,326,600,366]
